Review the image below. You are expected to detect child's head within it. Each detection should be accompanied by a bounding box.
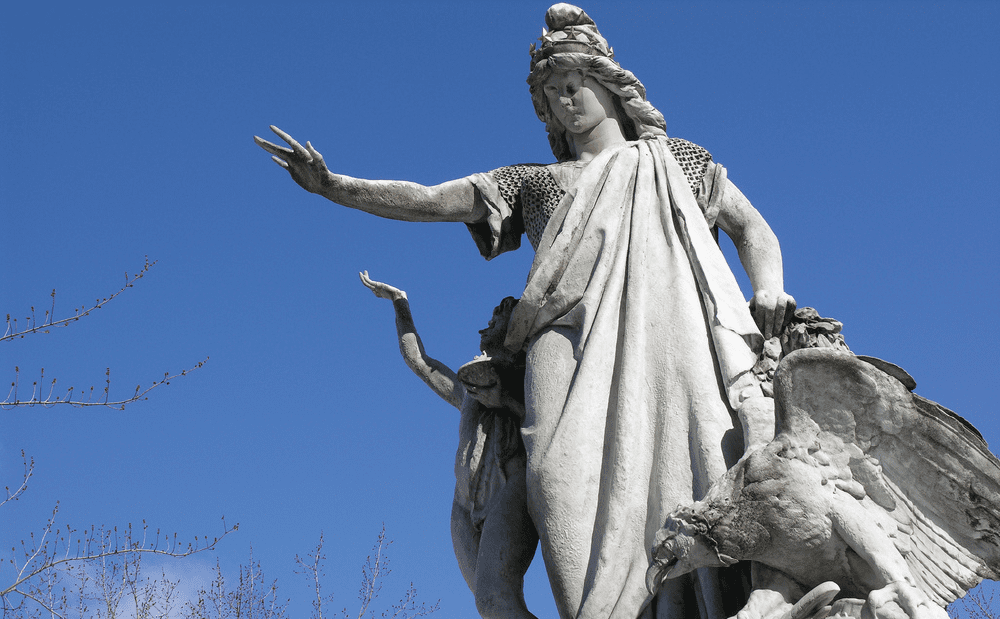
[479,297,519,355]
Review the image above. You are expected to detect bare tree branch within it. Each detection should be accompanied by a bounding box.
[2,257,156,343]
[184,549,288,619]
[295,533,333,619]
[2,257,209,410]
[326,526,439,619]
[2,358,209,410]
[1,451,33,509]
[949,584,999,619]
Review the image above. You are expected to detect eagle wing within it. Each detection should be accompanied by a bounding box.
[773,349,1000,606]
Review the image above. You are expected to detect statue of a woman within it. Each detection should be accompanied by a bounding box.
[256,5,794,618]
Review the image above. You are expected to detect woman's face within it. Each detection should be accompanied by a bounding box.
[543,71,618,135]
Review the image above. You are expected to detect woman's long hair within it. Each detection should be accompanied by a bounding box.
[527,53,667,162]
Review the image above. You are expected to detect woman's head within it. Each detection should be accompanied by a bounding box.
[527,5,667,161]
[541,70,620,139]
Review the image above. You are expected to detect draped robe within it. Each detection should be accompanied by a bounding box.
[468,137,764,619]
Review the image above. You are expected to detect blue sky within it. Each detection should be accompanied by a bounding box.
[2,2,998,617]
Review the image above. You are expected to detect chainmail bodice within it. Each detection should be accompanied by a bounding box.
[489,137,716,249]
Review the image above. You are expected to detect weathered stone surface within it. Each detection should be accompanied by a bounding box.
[650,348,1000,619]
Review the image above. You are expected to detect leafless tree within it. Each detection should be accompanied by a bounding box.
[4,456,436,619]
[183,529,438,619]
[292,529,438,619]
[2,449,234,618]
[184,550,287,619]
[4,262,435,619]
[2,454,234,618]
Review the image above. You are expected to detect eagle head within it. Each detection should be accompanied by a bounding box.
[646,505,737,594]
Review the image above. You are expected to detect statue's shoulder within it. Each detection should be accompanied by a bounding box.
[487,163,566,202]
[664,137,716,196]
[664,137,714,167]
[488,163,552,182]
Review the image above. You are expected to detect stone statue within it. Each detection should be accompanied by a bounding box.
[257,4,813,618]
[359,272,538,619]
[648,348,1000,619]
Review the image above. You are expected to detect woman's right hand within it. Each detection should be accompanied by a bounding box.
[255,125,481,224]
[254,125,333,195]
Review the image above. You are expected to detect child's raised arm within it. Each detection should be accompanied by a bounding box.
[359,271,464,409]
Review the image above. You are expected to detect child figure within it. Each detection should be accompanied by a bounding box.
[359,272,539,619]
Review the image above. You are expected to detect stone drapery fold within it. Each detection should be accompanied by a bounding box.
[506,138,761,408]
[472,137,763,618]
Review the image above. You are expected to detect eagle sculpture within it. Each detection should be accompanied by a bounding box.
[647,348,1000,619]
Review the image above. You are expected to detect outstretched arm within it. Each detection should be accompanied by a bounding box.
[360,271,465,409]
[255,126,485,223]
[715,179,796,339]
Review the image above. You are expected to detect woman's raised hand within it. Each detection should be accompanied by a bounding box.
[255,126,481,223]
[254,126,332,195]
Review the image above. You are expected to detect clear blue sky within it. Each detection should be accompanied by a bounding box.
[2,2,998,617]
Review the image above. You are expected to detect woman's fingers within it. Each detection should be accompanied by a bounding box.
[254,135,292,158]
[270,125,310,158]
[305,140,324,165]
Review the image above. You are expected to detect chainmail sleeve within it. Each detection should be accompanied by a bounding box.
[466,165,546,260]
[665,137,727,227]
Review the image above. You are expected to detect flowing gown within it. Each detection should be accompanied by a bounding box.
[465,136,765,619]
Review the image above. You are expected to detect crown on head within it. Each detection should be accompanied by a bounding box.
[529,4,613,69]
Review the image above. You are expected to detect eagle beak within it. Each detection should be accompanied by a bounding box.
[645,556,679,594]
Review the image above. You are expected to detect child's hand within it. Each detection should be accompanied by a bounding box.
[359,270,406,301]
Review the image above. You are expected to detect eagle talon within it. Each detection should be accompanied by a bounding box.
[862,581,947,619]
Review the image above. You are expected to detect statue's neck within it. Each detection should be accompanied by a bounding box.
[569,118,628,162]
